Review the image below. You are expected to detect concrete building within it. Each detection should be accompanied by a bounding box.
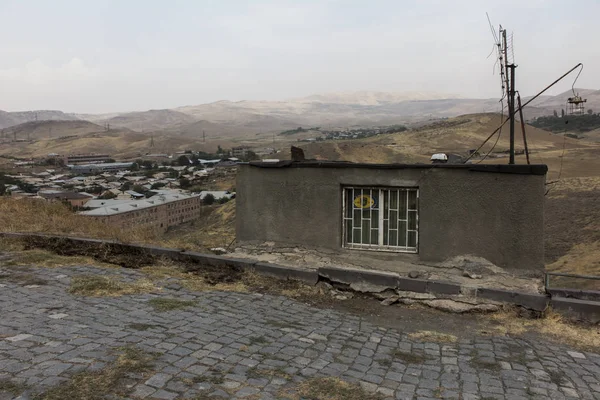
[64,154,111,165]
[236,161,547,275]
[68,162,134,174]
[38,191,93,207]
[231,146,251,158]
[79,192,202,232]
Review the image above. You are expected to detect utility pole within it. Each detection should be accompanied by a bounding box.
[517,94,530,164]
[508,64,516,164]
[203,130,205,143]
[501,27,516,164]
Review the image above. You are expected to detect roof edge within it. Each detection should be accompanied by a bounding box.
[245,161,548,175]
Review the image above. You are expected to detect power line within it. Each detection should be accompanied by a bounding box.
[464,63,584,163]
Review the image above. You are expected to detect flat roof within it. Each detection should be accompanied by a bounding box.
[79,192,200,216]
[246,161,548,175]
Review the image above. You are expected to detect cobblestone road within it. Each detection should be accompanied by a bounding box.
[1,263,600,400]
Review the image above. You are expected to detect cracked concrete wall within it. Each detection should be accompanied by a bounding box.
[236,164,545,274]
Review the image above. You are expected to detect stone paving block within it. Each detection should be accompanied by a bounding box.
[0,263,599,399]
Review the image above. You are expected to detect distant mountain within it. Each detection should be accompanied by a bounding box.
[0,110,79,130]
[292,90,463,105]
[1,120,106,141]
[3,89,599,137]
[525,88,600,114]
[101,109,198,131]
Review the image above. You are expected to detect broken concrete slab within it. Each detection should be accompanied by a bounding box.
[422,299,500,313]
[253,262,319,285]
[476,288,549,311]
[317,266,398,292]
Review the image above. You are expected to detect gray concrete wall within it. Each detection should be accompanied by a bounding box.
[236,163,546,274]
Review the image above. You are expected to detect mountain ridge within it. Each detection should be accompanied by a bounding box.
[2,89,599,136]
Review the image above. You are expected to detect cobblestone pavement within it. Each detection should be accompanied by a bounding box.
[1,263,600,400]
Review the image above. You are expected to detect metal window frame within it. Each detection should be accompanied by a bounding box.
[341,186,419,253]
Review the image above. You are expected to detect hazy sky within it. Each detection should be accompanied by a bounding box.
[1,0,598,113]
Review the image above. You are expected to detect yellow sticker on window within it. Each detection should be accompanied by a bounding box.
[354,195,375,209]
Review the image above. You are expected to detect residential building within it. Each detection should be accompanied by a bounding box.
[79,192,202,232]
[69,162,133,174]
[38,190,93,207]
[231,146,251,158]
[236,161,547,275]
[64,154,111,165]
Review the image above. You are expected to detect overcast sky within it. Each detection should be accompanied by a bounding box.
[1,0,597,113]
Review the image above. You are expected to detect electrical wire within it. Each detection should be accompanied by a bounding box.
[571,64,584,95]
[476,16,506,164]
[477,99,505,163]
[463,63,583,163]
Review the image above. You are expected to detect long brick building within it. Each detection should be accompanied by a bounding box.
[79,192,201,232]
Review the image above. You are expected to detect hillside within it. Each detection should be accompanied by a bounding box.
[2,89,597,136]
[0,110,78,129]
[0,120,105,142]
[526,88,600,114]
[298,113,600,180]
[103,109,198,131]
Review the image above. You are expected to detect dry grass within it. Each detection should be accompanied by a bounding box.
[391,349,430,364]
[482,309,600,351]
[141,259,323,300]
[281,377,384,400]
[247,366,291,380]
[141,261,248,293]
[147,297,196,312]
[161,201,236,251]
[34,346,156,400]
[0,197,157,244]
[3,248,118,269]
[469,358,502,372]
[68,275,158,297]
[407,330,458,343]
[0,379,27,395]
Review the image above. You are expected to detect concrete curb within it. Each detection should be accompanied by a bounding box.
[255,263,319,285]
[550,297,600,324]
[318,266,398,290]
[2,232,600,321]
[476,288,549,311]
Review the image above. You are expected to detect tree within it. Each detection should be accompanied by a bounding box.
[561,109,565,117]
[553,110,558,117]
[130,162,140,171]
[216,145,224,155]
[203,193,215,205]
[242,150,260,162]
[120,181,133,192]
[141,160,155,169]
[87,185,103,194]
[177,155,190,166]
[178,177,191,189]
[98,191,117,200]
[588,109,594,115]
[105,158,116,163]
[0,182,5,196]
[151,182,166,190]
[18,182,36,193]
[132,185,148,194]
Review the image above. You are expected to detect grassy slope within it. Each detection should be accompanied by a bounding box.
[2,113,599,277]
